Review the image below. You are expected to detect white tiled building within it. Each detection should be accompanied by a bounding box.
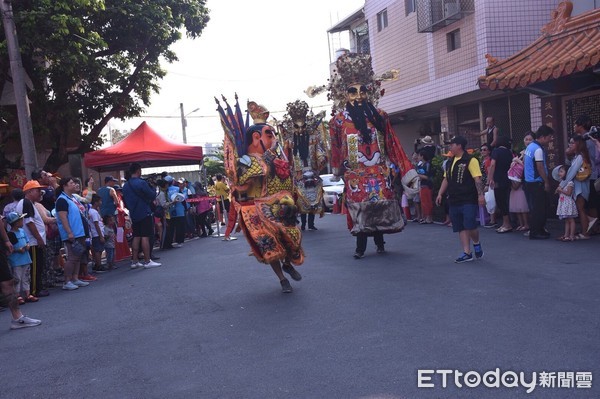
[329,0,598,152]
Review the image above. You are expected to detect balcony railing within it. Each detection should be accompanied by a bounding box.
[417,0,475,33]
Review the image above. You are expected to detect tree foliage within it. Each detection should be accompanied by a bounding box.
[203,144,224,177]
[0,0,210,171]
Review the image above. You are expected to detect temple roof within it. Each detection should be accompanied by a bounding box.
[478,2,600,91]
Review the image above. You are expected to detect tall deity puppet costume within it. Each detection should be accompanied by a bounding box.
[279,100,328,224]
[216,95,304,293]
[327,53,413,257]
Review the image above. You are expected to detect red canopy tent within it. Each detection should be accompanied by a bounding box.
[84,121,203,172]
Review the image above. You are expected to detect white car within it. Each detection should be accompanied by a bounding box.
[320,174,345,212]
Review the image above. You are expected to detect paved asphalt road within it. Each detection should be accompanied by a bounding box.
[2,213,599,399]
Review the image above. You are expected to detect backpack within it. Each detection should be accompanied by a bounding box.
[576,160,591,182]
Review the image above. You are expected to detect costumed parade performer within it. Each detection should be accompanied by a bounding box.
[279,100,328,231]
[324,53,413,259]
[216,95,304,293]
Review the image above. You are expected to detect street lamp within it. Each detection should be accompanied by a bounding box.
[180,103,199,144]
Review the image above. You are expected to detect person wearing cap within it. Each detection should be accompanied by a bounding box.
[0,214,42,329]
[436,135,486,263]
[6,212,35,304]
[17,180,48,298]
[122,163,161,269]
[416,135,437,161]
[523,125,554,239]
[31,170,58,212]
[97,176,120,218]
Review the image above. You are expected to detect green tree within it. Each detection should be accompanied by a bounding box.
[203,143,224,177]
[0,0,210,171]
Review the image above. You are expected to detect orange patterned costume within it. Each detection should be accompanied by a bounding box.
[217,96,304,266]
[233,151,304,265]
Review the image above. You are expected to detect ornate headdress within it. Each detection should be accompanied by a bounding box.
[285,100,309,121]
[247,101,269,124]
[306,52,399,112]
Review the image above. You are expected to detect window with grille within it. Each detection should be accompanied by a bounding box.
[417,0,474,33]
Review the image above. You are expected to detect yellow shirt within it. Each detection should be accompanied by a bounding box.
[445,157,482,178]
[215,181,230,199]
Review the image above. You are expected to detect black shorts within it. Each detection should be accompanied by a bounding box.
[132,216,154,238]
[0,251,13,282]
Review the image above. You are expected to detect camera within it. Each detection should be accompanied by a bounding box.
[583,126,599,140]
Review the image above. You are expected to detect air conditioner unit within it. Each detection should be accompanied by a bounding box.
[444,1,460,18]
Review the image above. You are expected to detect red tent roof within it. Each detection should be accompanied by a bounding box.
[84,122,203,172]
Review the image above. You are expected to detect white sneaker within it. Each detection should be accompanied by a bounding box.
[11,315,42,329]
[143,260,162,268]
[62,281,79,290]
[130,261,143,269]
[73,279,89,287]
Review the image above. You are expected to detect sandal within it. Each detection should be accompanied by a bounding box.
[26,295,39,303]
[575,233,590,240]
[496,226,513,233]
[555,236,566,241]
[561,236,574,242]
[17,297,25,305]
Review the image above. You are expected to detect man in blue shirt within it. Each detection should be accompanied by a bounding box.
[523,125,554,239]
[122,163,161,269]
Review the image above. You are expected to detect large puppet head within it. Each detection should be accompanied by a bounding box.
[245,123,277,155]
[245,101,276,155]
[328,53,379,111]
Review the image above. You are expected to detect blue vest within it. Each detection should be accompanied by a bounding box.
[56,193,86,240]
[524,141,545,183]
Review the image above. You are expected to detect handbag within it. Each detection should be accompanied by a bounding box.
[484,189,496,214]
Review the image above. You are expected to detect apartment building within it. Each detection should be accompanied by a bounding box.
[329,0,599,159]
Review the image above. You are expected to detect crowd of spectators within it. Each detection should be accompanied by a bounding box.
[0,163,227,328]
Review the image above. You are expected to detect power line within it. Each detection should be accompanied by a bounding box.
[132,103,332,119]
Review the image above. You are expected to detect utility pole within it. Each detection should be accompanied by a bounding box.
[1,0,38,177]
[179,102,187,144]
[180,103,199,144]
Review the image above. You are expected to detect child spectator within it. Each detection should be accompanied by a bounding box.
[417,149,434,224]
[88,194,105,275]
[553,165,578,241]
[102,215,116,269]
[6,212,37,304]
[1,214,41,329]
